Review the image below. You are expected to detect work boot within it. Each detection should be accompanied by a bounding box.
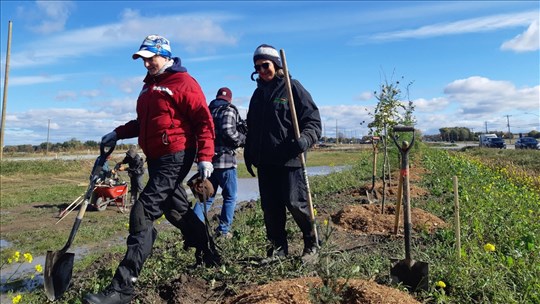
[301,244,319,264]
[260,245,288,264]
[301,235,321,264]
[194,248,222,268]
[214,231,233,239]
[83,285,134,304]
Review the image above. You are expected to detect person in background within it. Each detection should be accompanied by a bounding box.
[84,34,219,304]
[98,155,114,182]
[244,44,322,263]
[193,87,246,239]
[115,145,145,204]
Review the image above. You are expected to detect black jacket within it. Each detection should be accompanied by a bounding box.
[119,153,145,176]
[245,76,321,167]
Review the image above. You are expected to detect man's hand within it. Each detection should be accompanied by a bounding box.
[101,131,117,147]
[197,161,214,180]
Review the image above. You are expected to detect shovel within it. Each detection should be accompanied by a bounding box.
[44,143,115,301]
[280,49,319,247]
[389,126,429,291]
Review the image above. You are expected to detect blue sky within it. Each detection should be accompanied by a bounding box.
[0,1,538,146]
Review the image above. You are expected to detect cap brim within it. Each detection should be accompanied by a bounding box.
[132,50,156,60]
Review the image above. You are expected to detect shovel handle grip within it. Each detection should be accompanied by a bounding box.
[393,125,415,132]
[391,126,416,153]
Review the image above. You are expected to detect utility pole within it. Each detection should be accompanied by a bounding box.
[505,115,512,143]
[1,21,13,161]
[335,119,338,144]
[485,121,488,133]
[46,119,51,155]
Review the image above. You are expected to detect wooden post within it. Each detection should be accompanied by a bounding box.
[1,21,13,161]
[453,176,461,259]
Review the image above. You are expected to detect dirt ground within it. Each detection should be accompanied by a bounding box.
[3,164,446,303]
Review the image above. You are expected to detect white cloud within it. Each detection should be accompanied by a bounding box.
[413,97,450,113]
[4,106,135,145]
[10,10,239,68]
[81,90,102,99]
[355,91,374,101]
[363,10,538,42]
[55,91,77,101]
[30,1,75,34]
[9,74,66,86]
[501,19,540,52]
[443,76,539,114]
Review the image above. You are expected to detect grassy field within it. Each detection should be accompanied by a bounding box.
[1,144,539,303]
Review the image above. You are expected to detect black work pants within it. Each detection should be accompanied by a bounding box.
[111,149,209,294]
[257,165,315,253]
[128,173,144,201]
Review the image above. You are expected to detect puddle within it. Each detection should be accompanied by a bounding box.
[0,239,11,249]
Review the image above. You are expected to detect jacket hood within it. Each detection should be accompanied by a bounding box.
[143,57,187,83]
[167,57,187,73]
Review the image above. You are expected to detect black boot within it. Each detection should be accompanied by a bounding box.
[302,237,320,264]
[194,248,222,268]
[83,285,134,304]
[260,243,288,264]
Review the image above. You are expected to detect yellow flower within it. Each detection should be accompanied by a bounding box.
[24,252,33,263]
[7,258,13,264]
[484,243,496,252]
[12,251,20,263]
[35,264,43,273]
[12,294,22,304]
[436,281,446,288]
[323,219,329,226]
[313,208,318,216]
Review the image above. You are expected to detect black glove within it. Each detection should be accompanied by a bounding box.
[246,161,256,177]
[297,135,309,153]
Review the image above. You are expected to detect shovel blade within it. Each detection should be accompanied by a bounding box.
[390,258,429,291]
[44,250,74,301]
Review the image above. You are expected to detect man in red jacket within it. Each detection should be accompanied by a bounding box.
[84,35,219,304]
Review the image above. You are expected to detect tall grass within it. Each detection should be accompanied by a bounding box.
[420,148,539,303]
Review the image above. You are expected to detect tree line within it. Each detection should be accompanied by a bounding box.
[422,128,540,142]
[2,138,134,154]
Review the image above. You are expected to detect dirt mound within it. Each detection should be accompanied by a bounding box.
[226,277,420,304]
[332,204,447,235]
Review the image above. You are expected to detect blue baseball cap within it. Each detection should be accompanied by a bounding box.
[132,35,172,60]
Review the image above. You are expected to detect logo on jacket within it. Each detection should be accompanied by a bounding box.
[153,85,173,97]
[273,97,288,105]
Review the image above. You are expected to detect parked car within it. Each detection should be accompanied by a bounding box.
[515,137,539,149]
[486,137,506,149]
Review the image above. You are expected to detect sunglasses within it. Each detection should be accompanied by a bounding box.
[254,62,271,71]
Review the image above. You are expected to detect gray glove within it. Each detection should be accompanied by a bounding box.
[101,131,117,147]
[197,161,214,180]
